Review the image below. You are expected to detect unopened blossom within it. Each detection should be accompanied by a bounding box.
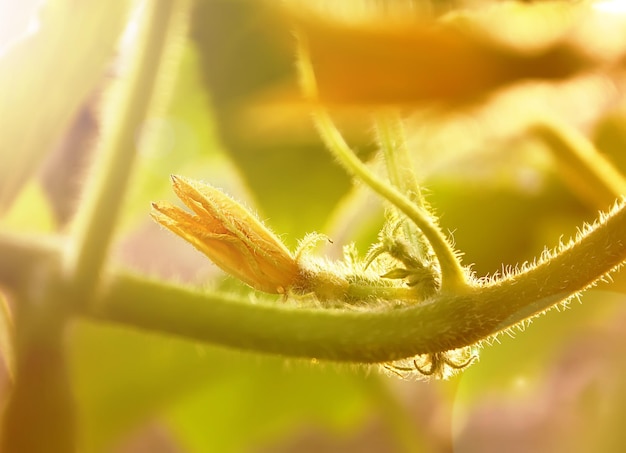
[151,175,300,294]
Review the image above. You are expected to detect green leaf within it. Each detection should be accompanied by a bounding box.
[70,320,240,452]
[70,319,371,453]
[0,181,56,233]
[454,290,625,408]
[190,0,355,242]
[166,362,371,453]
[452,290,626,452]
[429,171,588,277]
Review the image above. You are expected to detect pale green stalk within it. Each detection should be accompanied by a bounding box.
[374,112,429,257]
[66,0,185,300]
[530,119,626,208]
[374,113,423,207]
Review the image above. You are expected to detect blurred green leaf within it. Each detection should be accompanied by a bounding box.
[452,290,626,453]
[71,320,371,453]
[431,181,587,276]
[167,361,372,453]
[190,0,354,242]
[0,182,56,233]
[218,143,353,245]
[71,320,242,452]
[593,110,626,172]
[0,0,133,212]
[455,290,625,407]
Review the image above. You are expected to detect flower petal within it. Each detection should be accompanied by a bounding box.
[152,178,300,294]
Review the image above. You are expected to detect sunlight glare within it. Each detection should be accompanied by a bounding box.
[0,0,43,56]
[593,0,626,14]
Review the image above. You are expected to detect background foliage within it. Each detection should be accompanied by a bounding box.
[2,0,626,452]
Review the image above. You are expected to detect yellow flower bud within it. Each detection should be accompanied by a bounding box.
[151,175,299,294]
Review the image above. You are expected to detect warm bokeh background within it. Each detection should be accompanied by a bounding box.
[3,0,626,451]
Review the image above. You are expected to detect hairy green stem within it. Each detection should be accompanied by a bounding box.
[374,113,429,257]
[374,113,423,207]
[65,0,180,300]
[303,271,421,302]
[91,198,626,363]
[2,196,626,365]
[312,109,468,292]
[297,40,467,292]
